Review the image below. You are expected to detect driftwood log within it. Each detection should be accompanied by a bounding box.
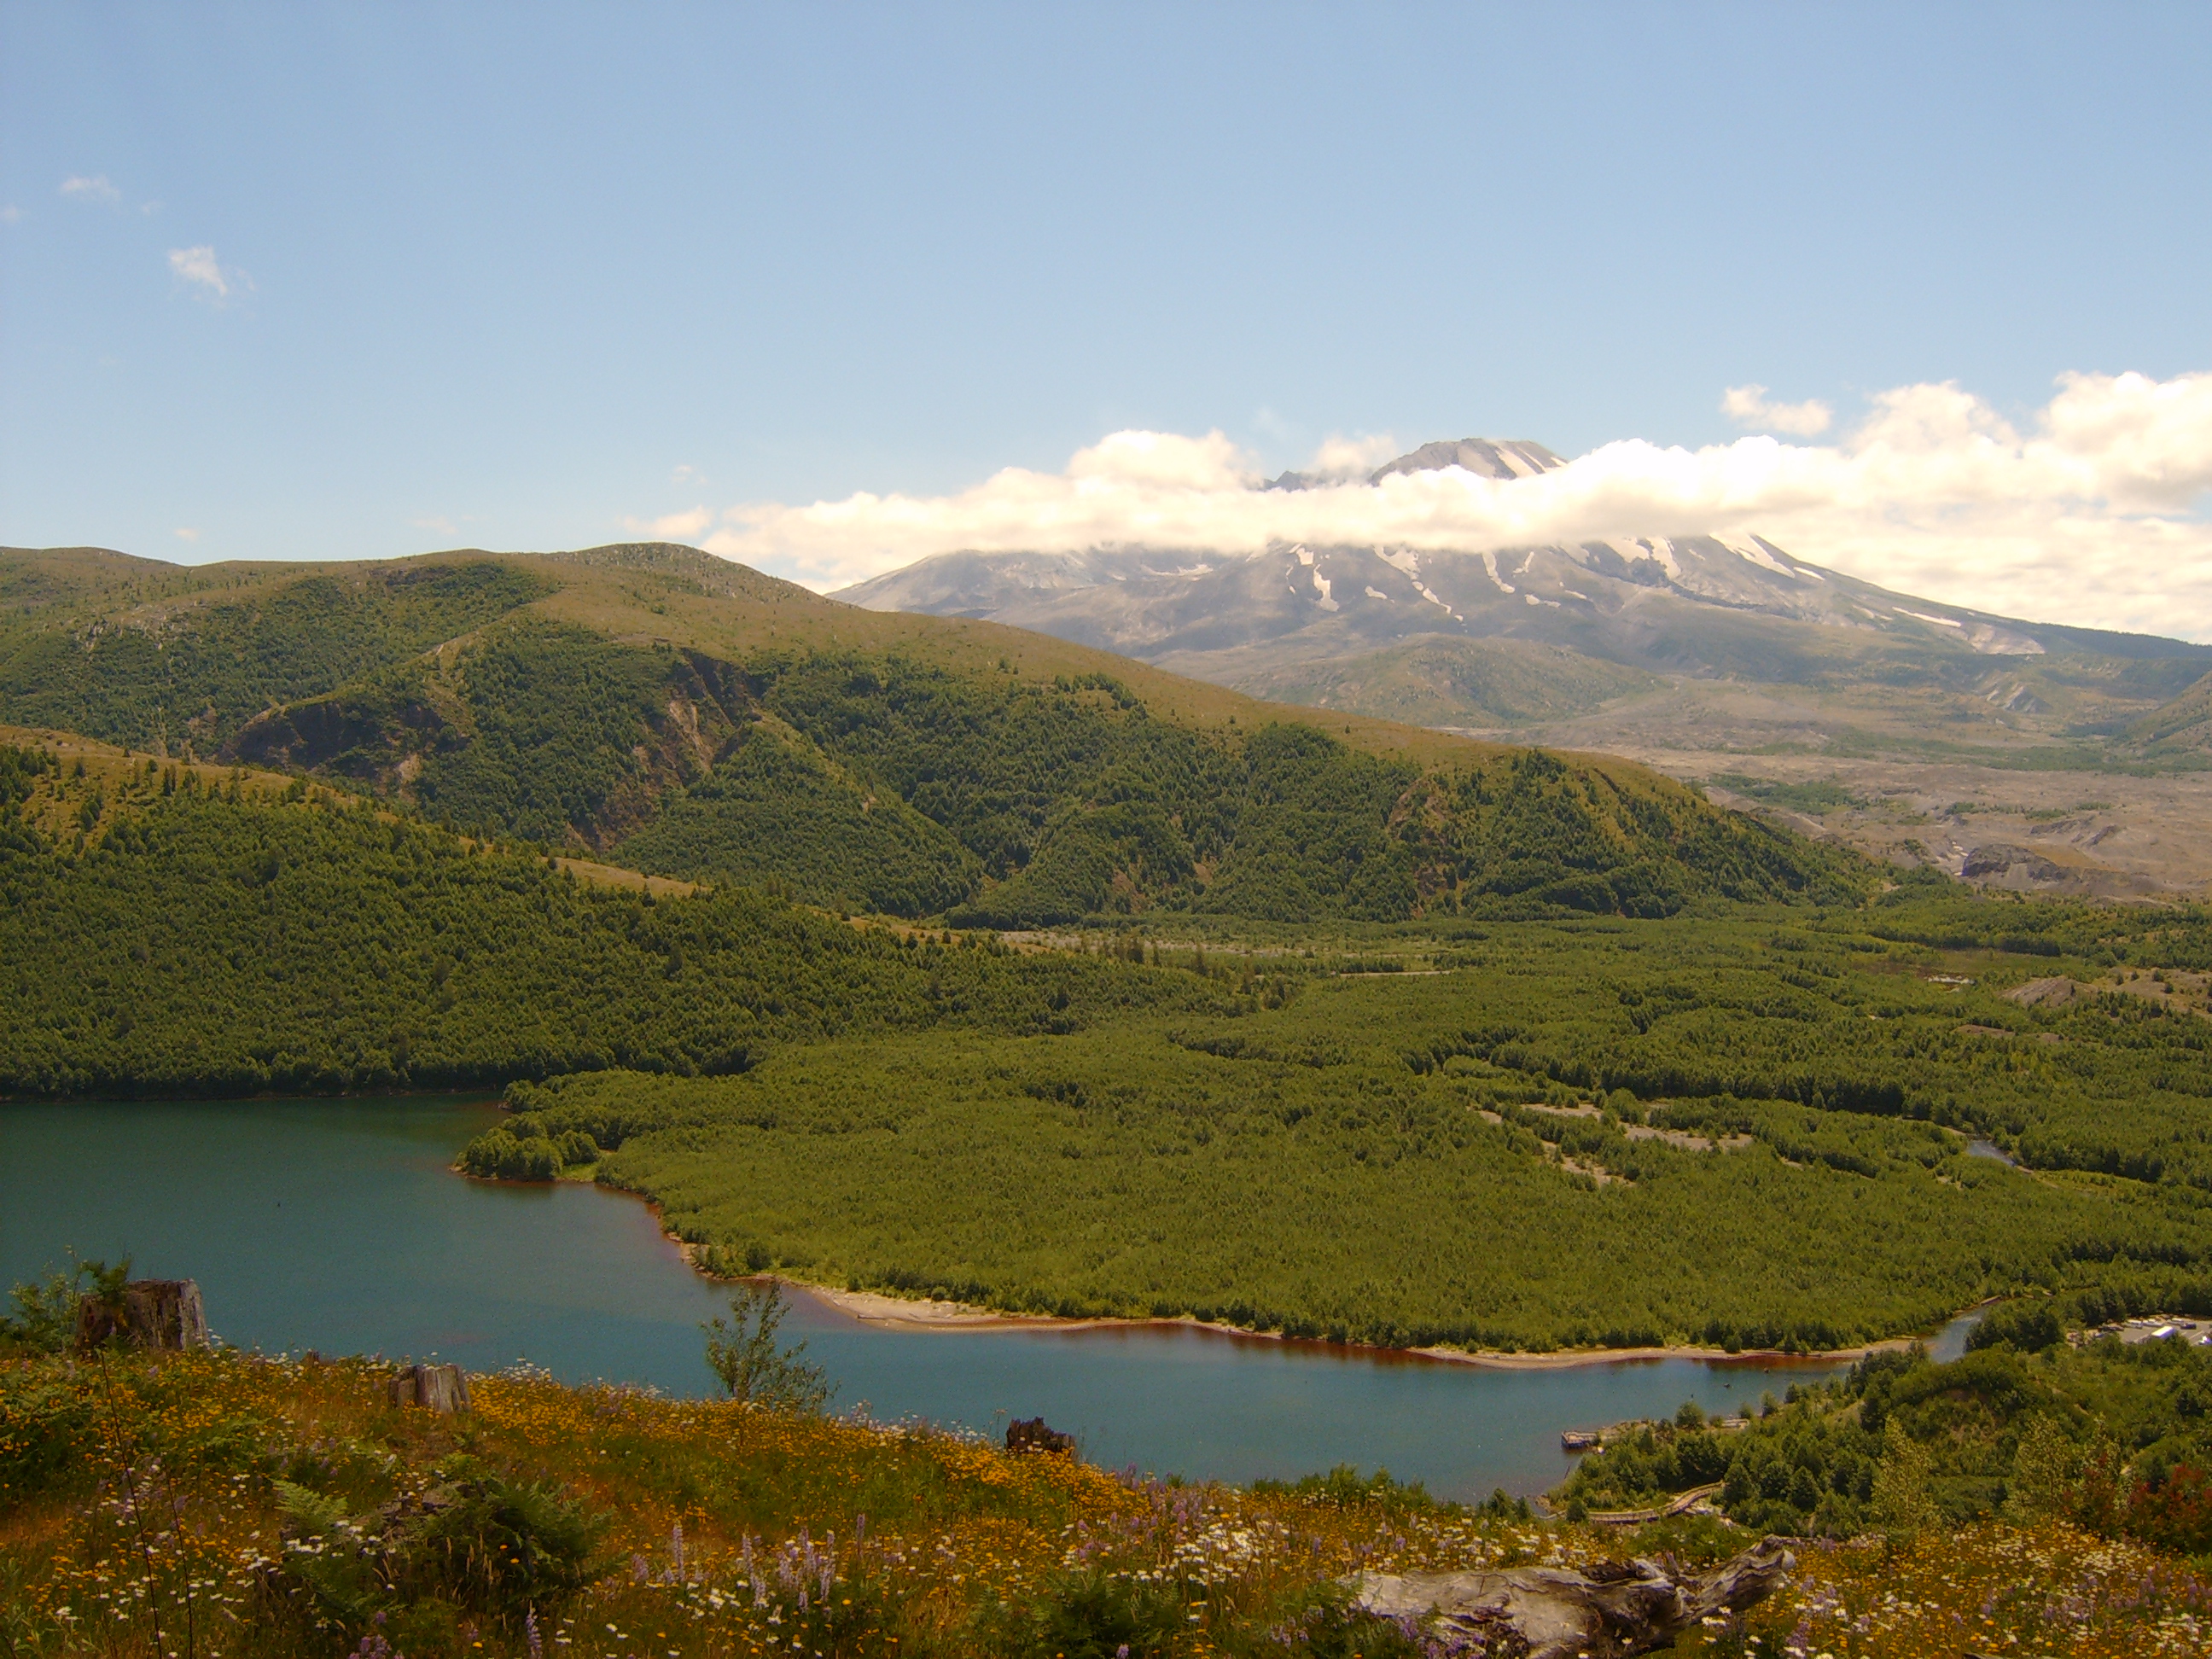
[1004,1416,1074,1454]
[1354,1535,1794,1659]
[73,1279,210,1354]
[387,1362,472,1414]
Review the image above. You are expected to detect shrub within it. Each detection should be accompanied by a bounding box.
[2129,1463,2212,1556]
[1968,1301,2066,1354]
[996,1567,1191,1659]
[278,1464,608,1630]
[394,1469,608,1623]
[0,1372,96,1499]
[701,1283,833,1413]
[0,1268,82,1353]
[458,1131,562,1181]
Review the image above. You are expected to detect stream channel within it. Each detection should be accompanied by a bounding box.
[1,1095,1978,1502]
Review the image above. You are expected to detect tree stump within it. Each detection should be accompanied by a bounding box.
[387,1362,472,1414]
[73,1279,210,1354]
[1005,1416,1074,1455]
[1353,1535,1795,1659]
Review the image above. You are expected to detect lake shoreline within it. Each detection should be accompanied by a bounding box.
[666,1237,1970,1371]
[797,1280,1934,1371]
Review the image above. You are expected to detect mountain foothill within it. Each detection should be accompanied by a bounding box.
[0,538,1863,928]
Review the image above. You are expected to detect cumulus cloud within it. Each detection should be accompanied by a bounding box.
[60,173,119,203]
[1722,383,1833,436]
[681,371,2212,640]
[1306,434,1401,478]
[629,506,715,541]
[167,245,248,302]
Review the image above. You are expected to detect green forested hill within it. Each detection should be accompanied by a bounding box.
[2129,664,2212,757]
[0,543,1866,924]
[0,752,1204,1097]
[0,550,556,753]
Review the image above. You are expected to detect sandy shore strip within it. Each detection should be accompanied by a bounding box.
[776,1276,1944,1371]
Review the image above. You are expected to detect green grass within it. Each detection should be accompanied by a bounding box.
[1708,772,1866,812]
[1217,634,1662,728]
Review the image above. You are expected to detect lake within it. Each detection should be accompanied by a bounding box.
[0,1095,1976,1502]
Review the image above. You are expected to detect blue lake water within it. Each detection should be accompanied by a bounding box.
[0,1095,1977,1502]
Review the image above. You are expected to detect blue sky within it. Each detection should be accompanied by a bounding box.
[3,2,2209,590]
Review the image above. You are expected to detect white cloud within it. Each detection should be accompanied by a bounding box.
[167,245,249,303]
[172,527,200,543]
[672,463,703,484]
[681,371,2212,640]
[1722,383,1833,436]
[60,174,119,203]
[629,506,714,541]
[1307,433,1400,478]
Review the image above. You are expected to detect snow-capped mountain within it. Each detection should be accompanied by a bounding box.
[835,437,2159,685]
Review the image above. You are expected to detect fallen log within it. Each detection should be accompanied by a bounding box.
[1354,1534,1794,1659]
[73,1279,210,1354]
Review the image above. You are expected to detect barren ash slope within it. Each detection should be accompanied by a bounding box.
[838,437,2212,898]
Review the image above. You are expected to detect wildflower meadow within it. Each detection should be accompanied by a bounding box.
[4,1346,2207,1656]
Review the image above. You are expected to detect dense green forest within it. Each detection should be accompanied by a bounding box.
[0,556,554,754]
[1,543,1866,924]
[1553,1315,2212,1552]
[231,621,1867,924]
[0,754,1205,1096]
[478,902,2212,1352]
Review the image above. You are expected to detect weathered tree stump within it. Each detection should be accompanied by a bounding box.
[73,1279,210,1354]
[1005,1416,1074,1455]
[387,1362,472,1414]
[1353,1534,1794,1659]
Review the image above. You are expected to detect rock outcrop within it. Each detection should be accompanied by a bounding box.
[1353,1535,1794,1659]
[2005,975,2087,1010]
